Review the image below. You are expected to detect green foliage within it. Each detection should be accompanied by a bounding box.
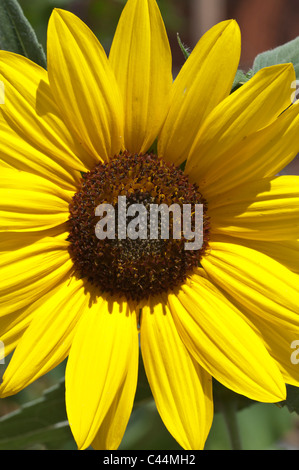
[231,69,253,92]
[212,379,256,413]
[177,33,190,60]
[205,401,293,450]
[280,384,299,415]
[0,355,154,450]
[252,36,299,78]
[232,36,299,93]
[0,0,46,67]
[0,378,72,450]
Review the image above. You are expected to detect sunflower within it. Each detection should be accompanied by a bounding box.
[1,0,299,451]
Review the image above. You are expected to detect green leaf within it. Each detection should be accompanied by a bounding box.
[252,36,299,78]
[0,353,153,450]
[280,384,299,414]
[0,378,73,450]
[177,33,190,60]
[0,0,47,68]
[205,401,293,450]
[231,69,253,93]
[212,379,256,414]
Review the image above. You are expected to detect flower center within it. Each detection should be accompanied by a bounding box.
[68,152,210,300]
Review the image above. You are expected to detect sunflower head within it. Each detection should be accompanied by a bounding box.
[68,151,210,300]
[1,0,299,454]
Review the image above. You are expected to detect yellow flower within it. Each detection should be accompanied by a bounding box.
[1,0,299,450]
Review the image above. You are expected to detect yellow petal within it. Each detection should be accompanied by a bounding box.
[0,276,88,397]
[0,306,33,358]
[168,274,285,402]
[0,119,80,191]
[65,296,138,450]
[140,295,213,450]
[199,102,299,198]
[0,229,61,253]
[256,321,299,388]
[47,9,124,162]
[185,63,296,183]
[0,237,72,316]
[229,300,299,388]
[109,0,172,154]
[0,168,73,231]
[242,239,299,274]
[0,50,92,176]
[201,241,299,329]
[208,233,299,275]
[158,20,241,165]
[91,330,139,450]
[209,176,299,240]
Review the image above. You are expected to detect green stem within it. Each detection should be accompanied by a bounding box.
[221,401,242,450]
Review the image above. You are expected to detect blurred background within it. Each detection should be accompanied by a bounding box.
[0,0,299,450]
[16,0,299,72]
